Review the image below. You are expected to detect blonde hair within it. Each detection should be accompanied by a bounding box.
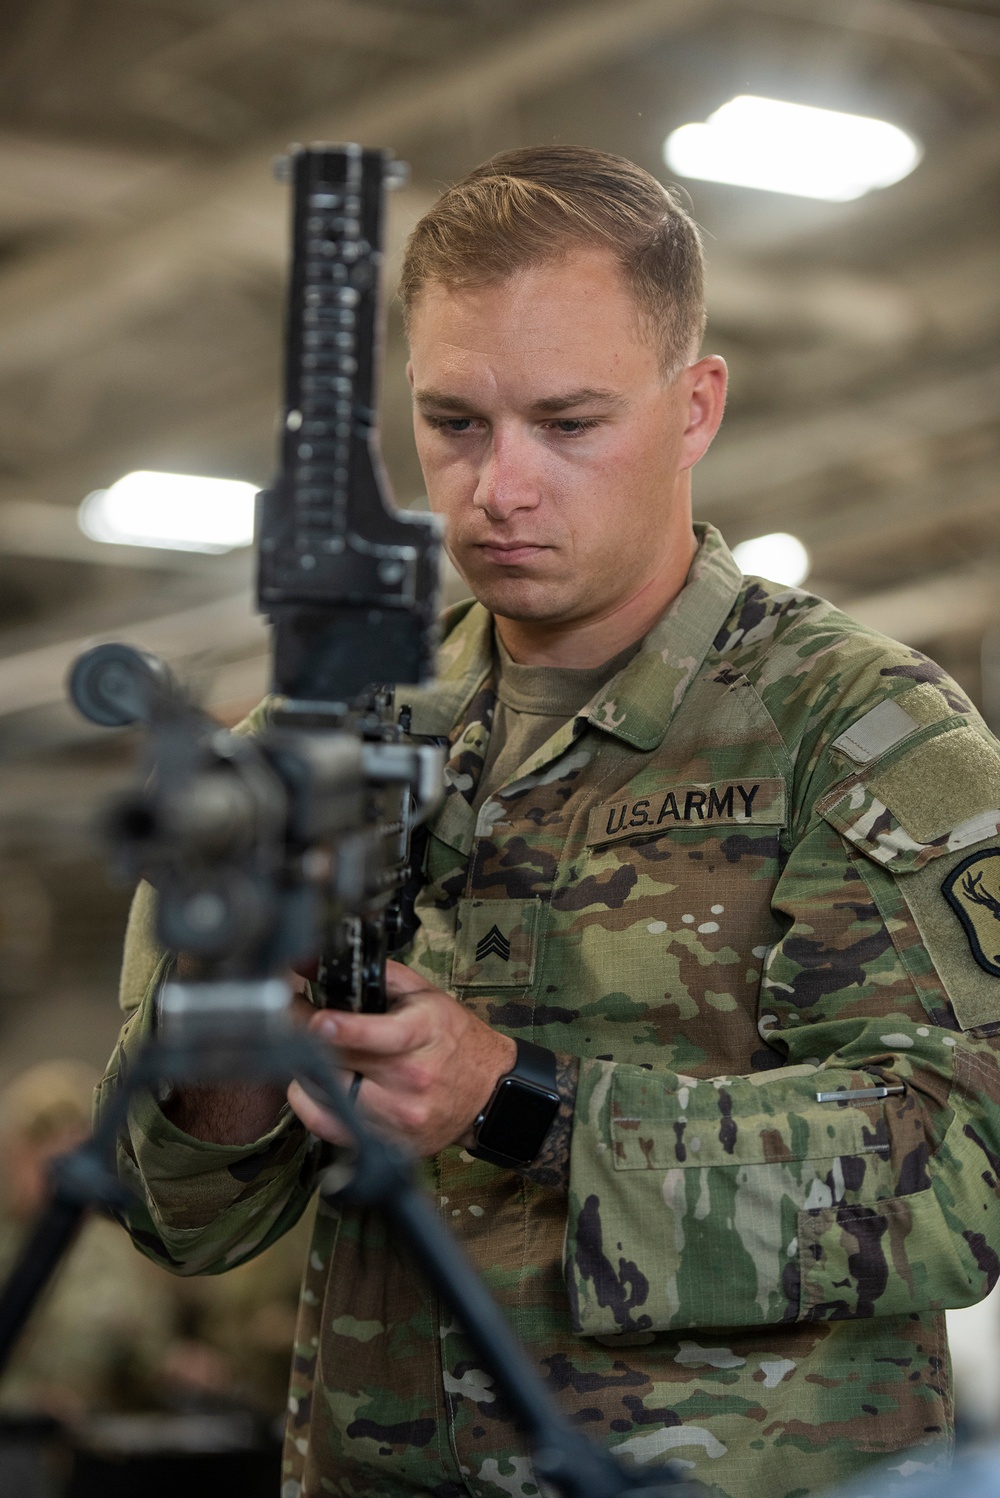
[400,145,706,378]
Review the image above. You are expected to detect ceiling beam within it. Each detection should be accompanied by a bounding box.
[0,132,180,230]
[698,361,1000,515]
[785,468,1000,576]
[0,0,717,380]
[0,591,263,720]
[705,256,921,347]
[738,0,1000,59]
[844,567,999,648]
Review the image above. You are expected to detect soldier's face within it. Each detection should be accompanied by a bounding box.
[407,247,725,630]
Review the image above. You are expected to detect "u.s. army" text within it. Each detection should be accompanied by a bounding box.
[587,779,786,845]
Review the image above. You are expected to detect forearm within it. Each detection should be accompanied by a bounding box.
[164,1081,288,1145]
[99,963,317,1275]
[564,1007,1000,1337]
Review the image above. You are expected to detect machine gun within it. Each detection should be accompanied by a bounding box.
[0,145,691,1498]
[63,146,444,1022]
[257,142,444,1017]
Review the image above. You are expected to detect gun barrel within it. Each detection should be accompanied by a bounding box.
[257,144,441,706]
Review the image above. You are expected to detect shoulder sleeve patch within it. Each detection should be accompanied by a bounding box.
[832,698,919,764]
[897,844,1000,1028]
[943,849,1000,980]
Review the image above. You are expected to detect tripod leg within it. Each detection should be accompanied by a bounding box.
[0,1191,90,1376]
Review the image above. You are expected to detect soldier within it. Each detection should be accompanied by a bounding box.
[101,146,1000,1497]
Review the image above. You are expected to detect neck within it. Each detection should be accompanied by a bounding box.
[495,527,698,668]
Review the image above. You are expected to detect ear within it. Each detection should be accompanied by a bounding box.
[679,356,728,472]
[406,359,415,391]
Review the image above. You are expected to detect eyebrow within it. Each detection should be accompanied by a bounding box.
[413,386,629,416]
[532,388,629,414]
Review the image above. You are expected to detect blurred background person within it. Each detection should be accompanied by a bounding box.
[0,1060,311,1497]
[0,1059,174,1421]
[0,1057,313,1429]
[158,1203,315,1426]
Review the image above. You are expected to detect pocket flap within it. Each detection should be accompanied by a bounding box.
[610,1068,870,1168]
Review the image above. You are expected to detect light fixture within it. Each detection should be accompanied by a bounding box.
[664,96,921,202]
[79,471,258,554]
[732,532,810,588]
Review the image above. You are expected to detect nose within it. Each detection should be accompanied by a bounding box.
[472,427,540,522]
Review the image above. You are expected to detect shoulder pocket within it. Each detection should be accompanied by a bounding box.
[820,726,1000,872]
[820,726,1000,1029]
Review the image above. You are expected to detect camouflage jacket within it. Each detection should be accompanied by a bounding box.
[100,523,1000,1498]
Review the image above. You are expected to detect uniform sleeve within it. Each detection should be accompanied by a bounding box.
[96,881,321,1278]
[565,714,1000,1336]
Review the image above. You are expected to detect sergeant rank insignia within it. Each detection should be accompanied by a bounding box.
[943,848,1000,977]
[475,925,510,963]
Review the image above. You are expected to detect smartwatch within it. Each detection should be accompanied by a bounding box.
[469,1038,561,1169]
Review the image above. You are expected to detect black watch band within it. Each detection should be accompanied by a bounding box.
[468,1039,561,1169]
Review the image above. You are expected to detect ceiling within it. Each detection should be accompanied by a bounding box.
[0,0,998,1061]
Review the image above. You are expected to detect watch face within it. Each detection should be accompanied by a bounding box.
[476,1079,560,1163]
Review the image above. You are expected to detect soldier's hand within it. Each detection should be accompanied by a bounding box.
[286,960,516,1156]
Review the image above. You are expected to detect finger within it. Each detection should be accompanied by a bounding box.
[289,993,314,1027]
[325,1074,415,1140]
[288,1073,411,1147]
[308,1003,426,1056]
[287,1079,354,1146]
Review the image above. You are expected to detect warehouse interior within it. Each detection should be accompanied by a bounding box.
[0,0,999,1464]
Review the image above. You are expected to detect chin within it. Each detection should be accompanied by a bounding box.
[467,576,576,622]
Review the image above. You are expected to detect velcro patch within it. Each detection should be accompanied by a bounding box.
[587,778,786,846]
[832,699,919,765]
[451,898,541,989]
[867,726,1000,844]
[943,848,1000,979]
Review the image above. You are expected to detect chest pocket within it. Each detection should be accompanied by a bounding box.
[531,773,789,1076]
[579,776,787,930]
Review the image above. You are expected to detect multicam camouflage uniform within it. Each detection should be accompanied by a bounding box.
[99,523,1000,1498]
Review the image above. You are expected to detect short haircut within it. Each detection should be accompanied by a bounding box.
[399,145,707,379]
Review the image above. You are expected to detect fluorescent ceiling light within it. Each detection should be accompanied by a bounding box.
[665,96,921,201]
[79,471,257,554]
[732,532,810,588]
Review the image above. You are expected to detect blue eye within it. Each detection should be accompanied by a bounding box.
[550,418,599,435]
[426,416,477,434]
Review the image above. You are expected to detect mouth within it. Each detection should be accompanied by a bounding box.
[473,540,549,565]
